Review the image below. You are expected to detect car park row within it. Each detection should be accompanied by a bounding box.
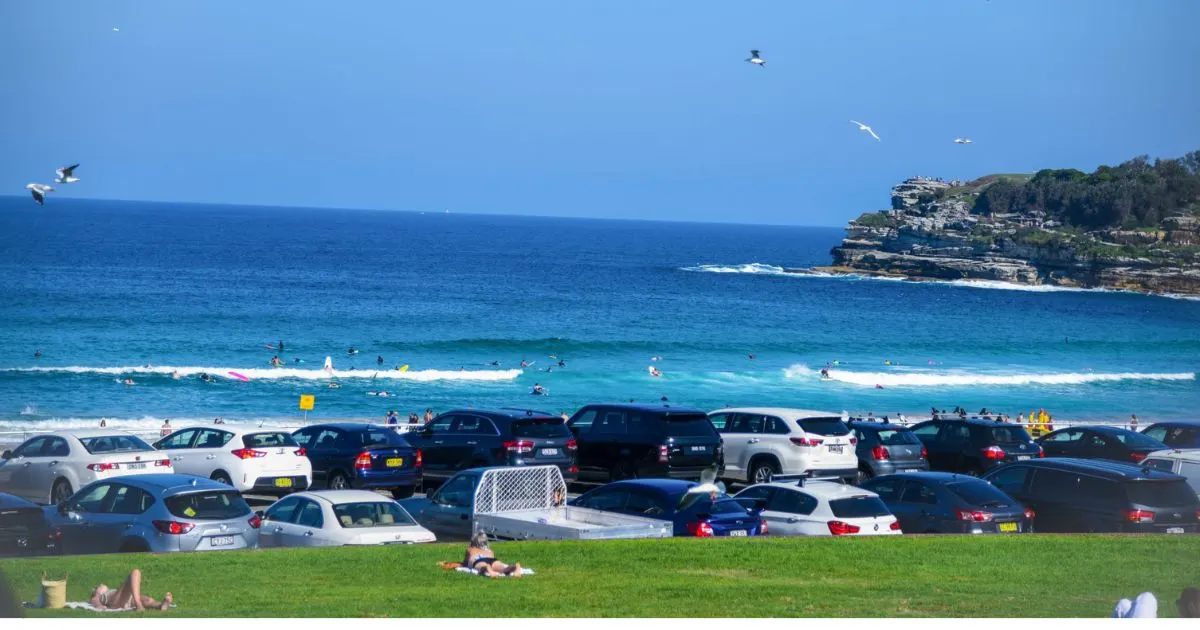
[1,405,1198,557]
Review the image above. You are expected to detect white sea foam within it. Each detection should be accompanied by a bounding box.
[783,364,1196,388]
[4,365,522,382]
[0,416,303,436]
[680,263,902,281]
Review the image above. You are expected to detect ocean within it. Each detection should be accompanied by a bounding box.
[1,197,1198,434]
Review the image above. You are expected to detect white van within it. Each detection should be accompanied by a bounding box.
[1141,449,1200,499]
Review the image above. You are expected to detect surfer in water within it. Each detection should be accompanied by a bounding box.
[649,366,662,378]
[348,347,359,355]
[520,359,531,368]
[531,383,547,396]
[198,372,213,383]
[820,368,830,379]
[488,361,501,366]
[544,366,553,373]
[557,359,566,368]
[171,370,182,380]
[376,355,384,365]
[279,340,285,352]
[270,356,282,367]
[294,358,304,363]
[33,349,42,359]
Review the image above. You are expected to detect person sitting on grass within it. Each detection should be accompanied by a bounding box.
[463,531,522,578]
[89,569,172,611]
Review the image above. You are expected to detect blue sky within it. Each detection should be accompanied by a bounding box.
[2,0,1198,226]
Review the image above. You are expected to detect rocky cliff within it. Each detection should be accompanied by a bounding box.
[818,176,1200,296]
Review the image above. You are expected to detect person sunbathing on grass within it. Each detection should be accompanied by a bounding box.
[89,569,172,611]
[462,531,521,578]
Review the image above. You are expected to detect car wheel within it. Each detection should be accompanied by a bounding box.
[51,479,73,505]
[750,459,779,484]
[210,471,233,486]
[611,460,638,481]
[390,486,415,499]
[328,472,350,490]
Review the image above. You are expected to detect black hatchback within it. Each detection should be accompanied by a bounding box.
[404,408,578,482]
[1036,426,1168,464]
[860,472,1033,534]
[1140,421,1200,449]
[909,418,1042,475]
[568,403,723,483]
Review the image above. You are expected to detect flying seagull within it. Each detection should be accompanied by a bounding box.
[54,164,80,184]
[849,120,881,141]
[745,49,765,67]
[25,183,54,206]
[677,464,725,509]
[953,137,974,144]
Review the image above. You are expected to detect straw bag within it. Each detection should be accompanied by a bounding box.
[36,572,67,609]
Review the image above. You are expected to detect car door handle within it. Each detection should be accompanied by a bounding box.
[22,462,31,467]
[205,455,216,460]
[49,461,59,466]
[433,441,445,445]
[124,524,134,529]
[304,531,314,537]
[747,439,759,444]
[172,456,183,461]
[273,527,284,533]
[786,517,799,523]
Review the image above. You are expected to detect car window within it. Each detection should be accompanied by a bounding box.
[738,414,766,434]
[44,437,70,456]
[1082,433,1109,449]
[625,413,656,435]
[79,435,152,454]
[106,485,156,515]
[706,499,749,516]
[765,416,791,435]
[987,466,1031,496]
[361,430,404,447]
[243,432,298,448]
[1029,469,1075,499]
[988,426,1032,444]
[708,413,731,432]
[569,409,597,431]
[451,415,497,435]
[946,481,1015,507]
[333,501,416,528]
[1178,462,1200,495]
[425,415,456,432]
[1163,427,1199,447]
[312,429,344,451]
[1126,481,1198,507]
[265,496,302,524]
[12,437,48,457]
[863,478,903,503]
[1076,476,1121,506]
[1139,458,1175,473]
[434,475,476,508]
[830,496,891,518]
[769,489,818,515]
[623,490,669,516]
[294,500,324,528]
[1141,426,1167,443]
[910,423,939,439]
[900,481,938,505]
[937,424,970,447]
[580,489,630,511]
[735,486,775,505]
[663,414,718,438]
[157,429,198,450]
[291,429,316,448]
[876,429,920,446]
[592,411,627,436]
[797,418,850,436]
[1107,431,1167,449]
[72,484,114,513]
[165,490,251,520]
[511,418,572,439]
[1041,429,1083,443]
[194,430,233,449]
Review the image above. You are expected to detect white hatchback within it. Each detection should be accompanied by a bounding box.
[258,490,435,547]
[154,425,312,495]
[0,430,172,505]
[708,408,859,483]
[734,479,901,536]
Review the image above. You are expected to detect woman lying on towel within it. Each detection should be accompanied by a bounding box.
[453,531,522,578]
[89,569,172,611]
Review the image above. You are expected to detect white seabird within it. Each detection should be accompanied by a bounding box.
[54,163,80,184]
[953,137,974,144]
[850,120,881,141]
[25,183,55,206]
[745,49,765,67]
[678,464,726,508]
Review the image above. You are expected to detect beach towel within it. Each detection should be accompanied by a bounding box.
[453,567,534,577]
[24,601,178,612]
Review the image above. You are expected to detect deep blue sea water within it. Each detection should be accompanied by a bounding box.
[1,197,1198,432]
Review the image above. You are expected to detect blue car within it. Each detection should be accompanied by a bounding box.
[568,479,766,537]
[292,424,422,499]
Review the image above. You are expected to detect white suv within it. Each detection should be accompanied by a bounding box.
[708,408,858,484]
[154,425,312,495]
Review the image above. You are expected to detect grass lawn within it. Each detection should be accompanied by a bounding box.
[2,535,1196,617]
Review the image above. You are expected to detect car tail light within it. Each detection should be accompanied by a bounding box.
[568,466,579,473]
[658,444,669,463]
[920,446,928,460]
[153,520,195,535]
[1129,452,1147,463]
[954,509,994,523]
[354,452,372,470]
[827,520,860,536]
[790,437,824,447]
[231,448,266,460]
[415,449,423,467]
[889,520,902,531]
[981,446,1005,460]
[503,440,535,454]
[248,514,262,529]
[1122,509,1155,523]
[1023,508,1036,521]
[87,463,119,472]
[1036,446,1044,458]
[871,446,890,460]
[566,439,578,451]
[154,459,171,467]
[686,521,714,537]
[294,448,307,457]
[760,519,769,535]
[849,437,858,445]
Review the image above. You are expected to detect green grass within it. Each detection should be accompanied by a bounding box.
[3,535,1198,617]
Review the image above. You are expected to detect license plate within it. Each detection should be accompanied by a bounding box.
[211,536,235,547]
[728,530,747,537]
[126,463,146,470]
[274,478,293,488]
[385,457,404,467]
[689,446,708,453]
[903,468,921,473]
[1166,527,1185,534]
[999,522,1018,533]
[1016,455,1030,461]
[540,448,559,456]
[828,445,843,454]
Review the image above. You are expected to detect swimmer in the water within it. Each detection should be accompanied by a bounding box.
[328,381,341,389]
[748,354,755,360]
[376,355,384,365]
[520,359,530,368]
[489,361,501,366]
[531,383,547,395]
[122,378,135,386]
[34,349,42,359]
[171,370,182,380]
[557,359,566,368]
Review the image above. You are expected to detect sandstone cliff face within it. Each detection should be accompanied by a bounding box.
[824,177,1200,296]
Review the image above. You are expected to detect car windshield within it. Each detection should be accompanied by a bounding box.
[989,426,1032,444]
[662,414,718,437]
[709,498,749,515]
[512,418,572,438]
[874,429,920,446]
[946,481,1014,508]
[165,490,251,520]
[799,418,850,436]
[362,431,406,447]
[242,432,299,448]
[1126,481,1197,507]
[333,502,417,528]
[1108,431,1167,449]
[829,496,891,518]
[79,435,153,454]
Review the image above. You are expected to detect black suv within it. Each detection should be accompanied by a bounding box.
[567,403,723,483]
[984,458,1200,533]
[909,418,1042,475]
[404,408,577,482]
[1140,421,1200,449]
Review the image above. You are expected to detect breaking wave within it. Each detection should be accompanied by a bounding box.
[3,365,522,382]
[783,364,1196,388]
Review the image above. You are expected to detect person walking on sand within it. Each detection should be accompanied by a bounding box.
[424,408,434,423]
[1130,414,1139,431]
[99,419,107,428]
[160,420,172,437]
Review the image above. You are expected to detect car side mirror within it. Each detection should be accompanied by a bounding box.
[0,450,10,460]
[57,501,70,516]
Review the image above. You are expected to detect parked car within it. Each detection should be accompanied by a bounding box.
[398,468,486,541]
[568,404,723,483]
[908,419,1042,475]
[44,474,260,554]
[155,425,312,495]
[0,430,171,505]
[983,458,1200,533]
[403,409,576,482]
[733,479,900,536]
[0,492,59,557]
[1036,425,1168,464]
[258,490,434,547]
[568,479,765,537]
[860,472,1034,534]
[291,423,420,498]
[707,408,858,484]
[1140,421,1200,449]
[847,420,929,482]
[1140,450,1200,499]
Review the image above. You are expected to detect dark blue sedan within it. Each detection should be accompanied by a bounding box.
[568,479,766,537]
[292,424,422,499]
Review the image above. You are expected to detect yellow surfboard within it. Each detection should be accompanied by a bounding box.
[399,364,410,373]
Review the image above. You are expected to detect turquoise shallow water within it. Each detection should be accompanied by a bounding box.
[0,197,1198,432]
